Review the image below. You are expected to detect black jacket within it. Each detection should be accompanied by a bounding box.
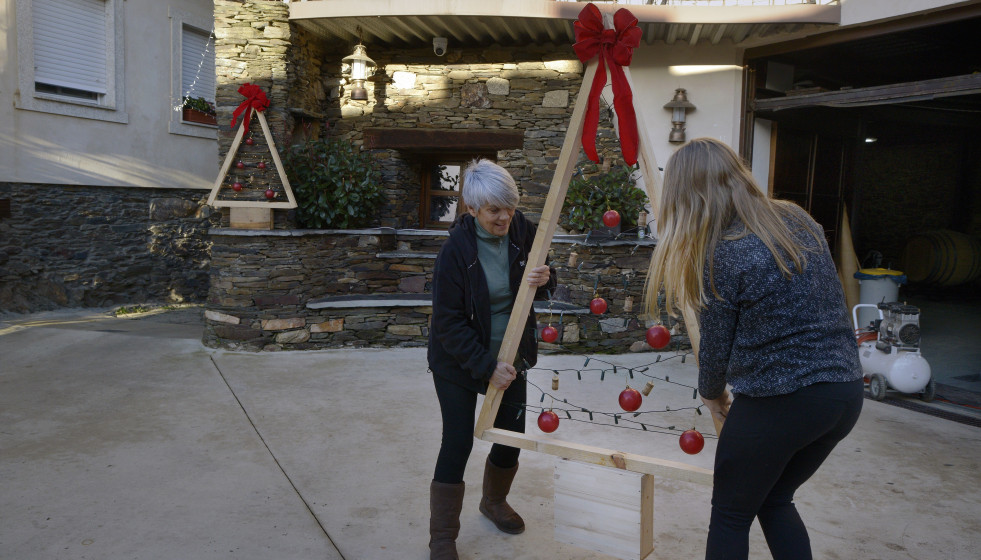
[427,211,556,394]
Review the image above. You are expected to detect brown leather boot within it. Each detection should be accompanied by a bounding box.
[430,480,465,560]
[478,458,525,534]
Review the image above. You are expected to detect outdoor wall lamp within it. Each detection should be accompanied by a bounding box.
[663,88,696,143]
[342,43,376,101]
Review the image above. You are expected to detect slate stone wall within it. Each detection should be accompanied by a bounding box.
[203,229,678,354]
[0,183,219,313]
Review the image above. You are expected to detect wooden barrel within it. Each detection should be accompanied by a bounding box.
[903,230,981,285]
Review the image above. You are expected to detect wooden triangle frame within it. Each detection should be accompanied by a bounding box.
[474,59,715,487]
[207,108,298,209]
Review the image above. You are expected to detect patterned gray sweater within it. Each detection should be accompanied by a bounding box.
[698,204,862,399]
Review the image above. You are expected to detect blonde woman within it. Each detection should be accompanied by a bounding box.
[645,138,863,560]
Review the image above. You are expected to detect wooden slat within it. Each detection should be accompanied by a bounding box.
[211,200,297,209]
[207,110,248,206]
[624,67,663,220]
[256,111,298,208]
[641,473,654,559]
[623,67,723,436]
[554,459,654,560]
[474,58,598,438]
[229,207,273,230]
[482,428,713,486]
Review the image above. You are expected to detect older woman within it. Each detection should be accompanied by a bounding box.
[427,159,555,560]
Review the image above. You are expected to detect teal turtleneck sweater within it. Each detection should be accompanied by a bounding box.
[474,220,512,359]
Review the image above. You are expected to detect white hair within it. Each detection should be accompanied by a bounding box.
[462,159,519,211]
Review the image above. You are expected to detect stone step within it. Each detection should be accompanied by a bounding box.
[306,293,588,314]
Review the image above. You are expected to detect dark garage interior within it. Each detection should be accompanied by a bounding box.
[744,7,981,404]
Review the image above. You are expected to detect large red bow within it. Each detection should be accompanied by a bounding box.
[573,4,642,166]
[230,83,270,138]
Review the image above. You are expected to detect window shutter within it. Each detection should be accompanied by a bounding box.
[182,26,215,103]
[33,0,109,94]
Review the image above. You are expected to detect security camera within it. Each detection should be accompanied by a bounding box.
[433,37,448,57]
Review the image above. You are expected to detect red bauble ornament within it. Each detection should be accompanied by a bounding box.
[541,325,559,343]
[602,209,621,227]
[679,429,705,455]
[232,182,243,192]
[538,410,560,433]
[619,387,642,412]
[257,161,267,169]
[589,297,608,315]
[236,161,245,169]
[646,325,671,350]
[264,189,276,200]
[245,137,255,146]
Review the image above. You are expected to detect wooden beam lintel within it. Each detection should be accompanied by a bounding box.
[754,73,981,112]
[363,127,525,151]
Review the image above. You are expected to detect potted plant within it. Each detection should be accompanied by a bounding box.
[181,96,217,125]
[283,137,385,229]
[560,160,649,239]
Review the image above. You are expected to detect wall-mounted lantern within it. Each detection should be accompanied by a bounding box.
[342,43,376,101]
[663,88,696,143]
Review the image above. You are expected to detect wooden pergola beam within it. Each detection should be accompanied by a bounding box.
[754,73,981,113]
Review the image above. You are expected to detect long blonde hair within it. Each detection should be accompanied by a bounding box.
[644,138,820,319]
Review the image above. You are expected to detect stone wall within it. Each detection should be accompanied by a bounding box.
[203,229,678,354]
[323,43,586,227]
[214,0,292,157]
[0,183,218,313]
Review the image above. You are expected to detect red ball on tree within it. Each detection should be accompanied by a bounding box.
[232,182,243,192]
[589,297,607,315]
[264,189,276,200]
[541,325,559,343]
[619,387,642,412]
[538,410,560,433]
[602,209,621,228]
[646,325,671,350]
[236,161,245,169]
[245,137,255,146]
[679,429,705,455]
[257,161,267,170]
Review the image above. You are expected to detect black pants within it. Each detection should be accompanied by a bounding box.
[432,374,526,484]
[706,379,864,560]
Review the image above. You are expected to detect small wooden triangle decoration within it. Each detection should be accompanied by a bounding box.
[207,108,297,209]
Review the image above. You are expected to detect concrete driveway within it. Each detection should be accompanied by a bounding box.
[1,307,978,559]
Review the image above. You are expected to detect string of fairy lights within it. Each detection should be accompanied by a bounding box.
[500,346,718,442]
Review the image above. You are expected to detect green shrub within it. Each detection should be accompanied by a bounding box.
[560,161,648,234]
[284,138,384,229]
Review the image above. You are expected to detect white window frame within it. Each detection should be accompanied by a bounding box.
[169,8,217,139]
[15,0,127,124]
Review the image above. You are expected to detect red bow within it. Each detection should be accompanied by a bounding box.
[573,4,642,166]
[230,83,270,137]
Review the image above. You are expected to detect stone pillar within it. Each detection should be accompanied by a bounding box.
[213,0,292,159]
